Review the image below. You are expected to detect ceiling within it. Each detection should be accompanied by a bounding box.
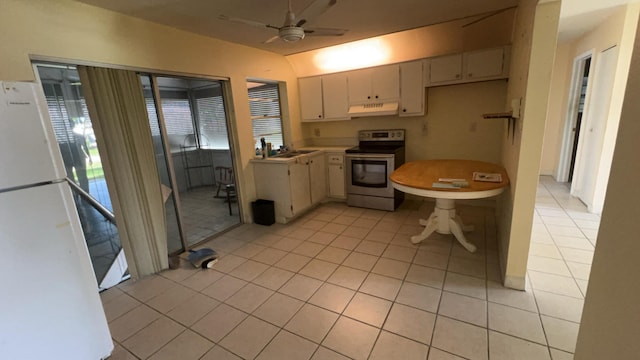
[558,0,638,41]
[73,0,519,55]
[72,0,637,55]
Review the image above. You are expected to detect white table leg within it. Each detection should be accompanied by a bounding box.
[449,217,477,253]
[410,198,477,252]
[411,212,438,244]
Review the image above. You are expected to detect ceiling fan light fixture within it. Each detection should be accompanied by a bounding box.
[279,26,305,42]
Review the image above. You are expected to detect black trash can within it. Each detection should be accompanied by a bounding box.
[252,199,275,226]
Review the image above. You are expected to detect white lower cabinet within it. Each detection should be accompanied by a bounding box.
[253,152,326,223]
[326,153,345,199]
[309,152,326,204]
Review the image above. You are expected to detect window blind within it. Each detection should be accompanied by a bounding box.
[195,95,230,149]
[248,83,283,149]
[43,82,74,144]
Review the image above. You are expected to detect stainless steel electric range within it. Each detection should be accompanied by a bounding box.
[345,129,406,211]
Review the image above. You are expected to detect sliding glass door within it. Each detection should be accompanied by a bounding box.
[141,75,240,251]
[36,63,241,291]
[36,64,127,290]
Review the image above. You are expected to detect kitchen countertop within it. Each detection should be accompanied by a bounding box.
[250,146,352,163]
[299,146,352,152]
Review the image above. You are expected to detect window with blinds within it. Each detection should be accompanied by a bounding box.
[194,86,229,149]
[42,82,74,144]
[248,82,284,150]
[144,86,230,151]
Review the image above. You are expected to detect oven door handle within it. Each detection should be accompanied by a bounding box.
[345,154,394,159]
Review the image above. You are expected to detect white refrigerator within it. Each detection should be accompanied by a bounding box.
[0,81,113,359]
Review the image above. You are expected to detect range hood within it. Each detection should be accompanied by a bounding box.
[348,102,399,117]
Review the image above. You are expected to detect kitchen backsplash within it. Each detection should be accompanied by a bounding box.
[304,136,358,147]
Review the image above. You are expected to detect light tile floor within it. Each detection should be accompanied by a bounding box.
[103,176,598,360]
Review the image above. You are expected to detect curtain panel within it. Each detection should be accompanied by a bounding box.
[78,66,168,278]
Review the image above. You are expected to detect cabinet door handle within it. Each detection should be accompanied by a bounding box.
[375,95,379,99]
[318,115,322,118]
[403,109,407,112]
[367,96,371,99]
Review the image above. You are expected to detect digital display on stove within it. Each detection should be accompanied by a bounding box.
[371,132,388,138]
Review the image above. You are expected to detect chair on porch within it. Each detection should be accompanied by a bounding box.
[215,166,236,215]
[214,166,234,198]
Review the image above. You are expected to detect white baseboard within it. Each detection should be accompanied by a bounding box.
[504,274,526,290]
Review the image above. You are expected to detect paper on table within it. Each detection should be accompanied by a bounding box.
[473,172,502,183]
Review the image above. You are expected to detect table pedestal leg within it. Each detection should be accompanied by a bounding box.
[411,212,437,244]
[411,198,477,253]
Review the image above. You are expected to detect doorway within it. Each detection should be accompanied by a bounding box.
[35,64,128,290]
[568,57,591,182]
[34,63,242,290]
[140,75,240,252]
[557,53,592,184]
[571,46,619,213]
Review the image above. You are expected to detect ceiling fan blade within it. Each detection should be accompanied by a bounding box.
[218,14,279,30]
[296,0,337,27]
[304,27,347,36]
[263,35,281,44]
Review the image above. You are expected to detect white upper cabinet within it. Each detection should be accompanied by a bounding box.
[298,77,323,121]
[464,48,506,80]
[428,54,463,84]
[297,46,510,121]
[299,73,349,122]
[322,73,350,120]
[372,65,400,101]
[399,61,425,117]
[426,47,509,87]
[348,65,399,104]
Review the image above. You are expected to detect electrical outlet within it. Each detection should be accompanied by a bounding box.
[313,128,320,137]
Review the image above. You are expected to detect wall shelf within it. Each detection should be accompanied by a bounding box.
[483,111,517,144]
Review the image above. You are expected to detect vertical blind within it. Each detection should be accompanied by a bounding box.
[42,82,74,144]
[249,83,284,149]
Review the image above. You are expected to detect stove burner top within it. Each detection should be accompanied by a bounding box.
[345,145,404,154]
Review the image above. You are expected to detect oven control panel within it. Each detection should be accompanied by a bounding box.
[358,129,405,141]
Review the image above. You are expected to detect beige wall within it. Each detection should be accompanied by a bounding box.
[540,42,571,175]
[574,17,640,358]
[303,81,507,165]
[499,0,560,289]
[287,10,514,77]
[0,0,302,224]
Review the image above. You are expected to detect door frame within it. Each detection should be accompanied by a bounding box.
[556,49,594,182]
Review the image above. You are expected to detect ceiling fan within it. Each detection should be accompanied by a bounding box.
[219,0,347,43]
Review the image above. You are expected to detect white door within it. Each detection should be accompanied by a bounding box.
[573,46,618,212]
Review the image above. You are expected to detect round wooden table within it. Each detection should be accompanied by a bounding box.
[390,159,509,252]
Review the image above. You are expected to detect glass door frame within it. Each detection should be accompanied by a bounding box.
[145,74,189,253]
[143,73,242,254]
